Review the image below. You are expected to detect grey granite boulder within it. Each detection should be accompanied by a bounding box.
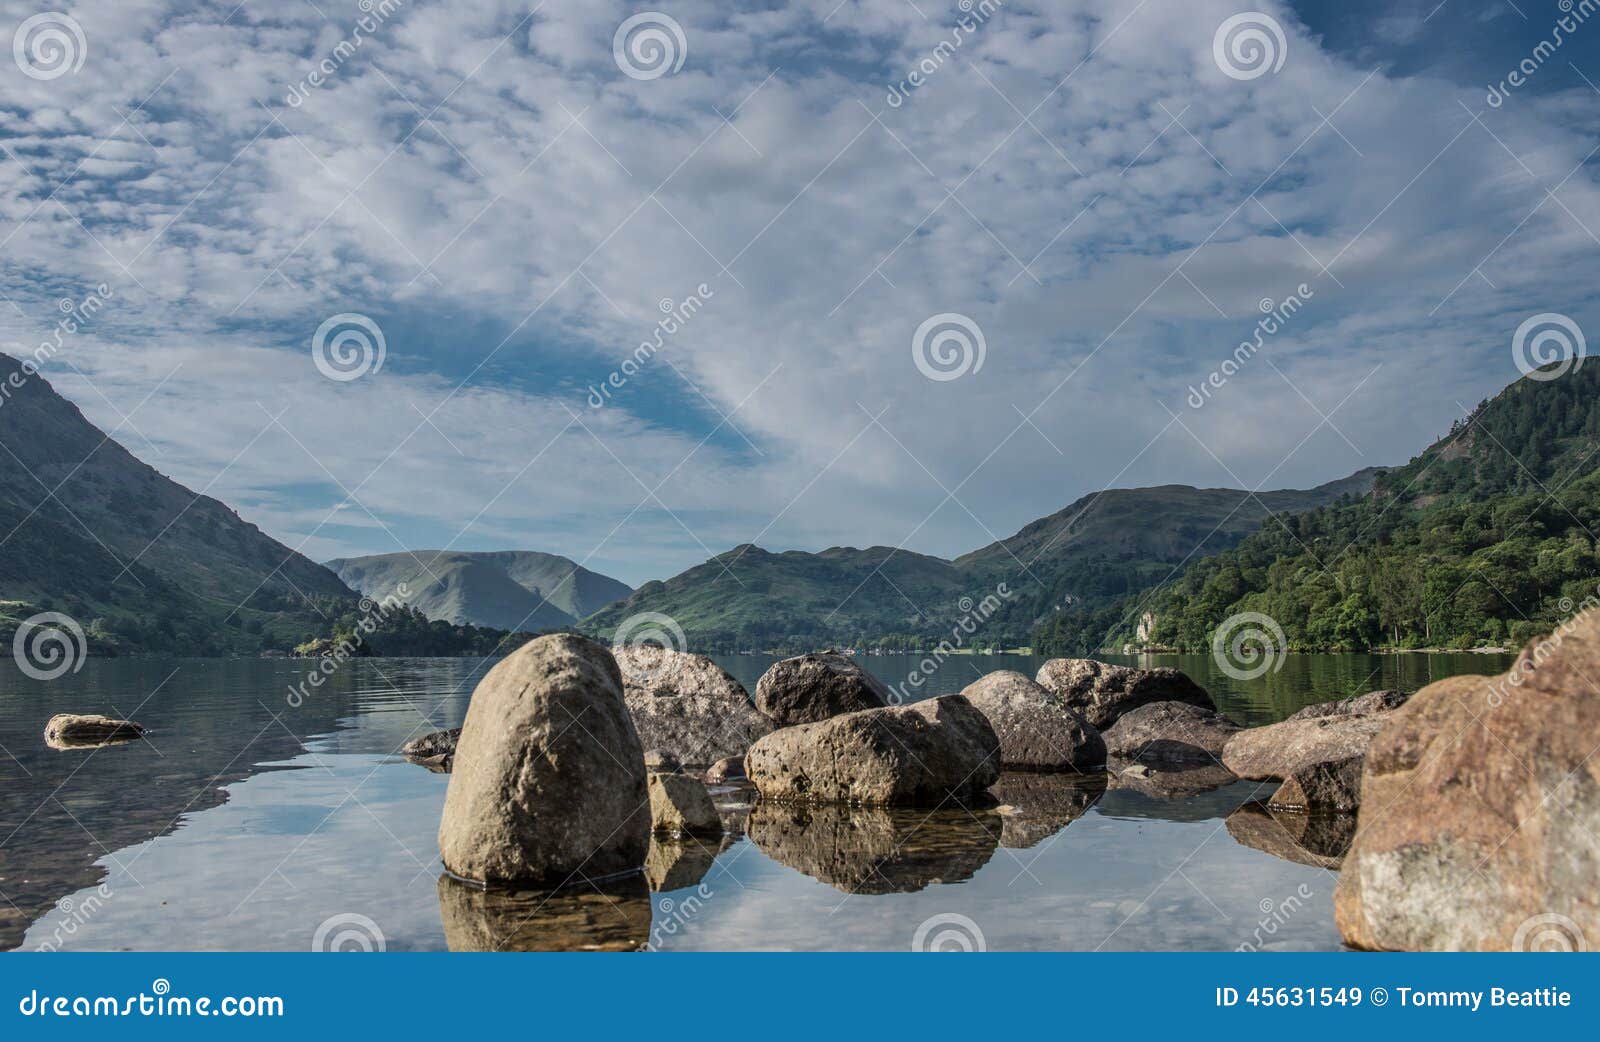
[1033,658,1213,729]
[648,771,721,836]
[754,651,890,726]
[1102,701,1241,765]
[959,670,1105,772]
[1222,714,1388,781]
[614,645,771,766]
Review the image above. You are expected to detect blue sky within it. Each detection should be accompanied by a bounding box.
[1,0,1597,587]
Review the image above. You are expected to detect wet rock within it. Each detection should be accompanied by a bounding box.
[1336,611,1600,951]
[43,714,144,749]
[703,755,745,784]
[1221,714,1388,781]
[437,873,651,952]
[746,695,1000,806]
[1288,689,1411,721]
[437,634,649,886]
[1269,756,1363,813]
[1102,701,1240,765]
[401,728,459,771]
[959,670,1105,772]
[648,771,721,836]
[1033,658,1214,729]
[644,748,681,773]
[1226,802,1352,870]
[747,801,1001,894]
[1106,757,1240,802]
[645,835,726,892]
[754,651,890,726]
[990,772,1107,849]
[615,645,771,767]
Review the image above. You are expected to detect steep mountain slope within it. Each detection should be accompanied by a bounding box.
[325,550,630,632]
[1126,365,1600,653]
[0,352,354,654]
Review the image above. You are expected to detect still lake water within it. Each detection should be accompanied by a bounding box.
[0,651,1513,952]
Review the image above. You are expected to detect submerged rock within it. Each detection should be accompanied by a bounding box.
[1105,757,1240,802]
[436,873,651,952]
[43,714,144,750]
[1336,612,1600,951]
[645,835,726,892]
[703,755,746,784]
[614,645,771,767]
[1033,658,1213,729]
[1102,701,1240,765]
[1226,802,1354,870]
[754,651,891,726]
[746,695,1001,806]
[437,634,649,886]
[1288,689,1411,721]
[959,670,1105,772]
[1269,756,1363,813]
[747,801,1001,894]
[1222,714,1388,781]
[401,728,459,771]
[648,771,721,836]
[990,772,1107,849]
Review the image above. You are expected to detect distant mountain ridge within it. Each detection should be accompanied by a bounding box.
[326,550,632,632]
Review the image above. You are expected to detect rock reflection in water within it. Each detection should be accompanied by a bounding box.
[1224,801,1355,870]
[436,873,651,951]
[990,772,1107,849]
[747,801,1001,894]
[645,835,729,892]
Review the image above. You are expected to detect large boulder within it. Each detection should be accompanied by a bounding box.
[614,645,771,766]
[745,695,1000,806]
[958,671,1105,772]
[1269,756,1363,813]
[754,651,890,726]
[1335,613,1600,951]
[1033,658,1213,729]
[437,634,649,886]
[648,771,721,836]
[43,714,143,749]
[1102,701,1240,765]
[1221,714,1388,781]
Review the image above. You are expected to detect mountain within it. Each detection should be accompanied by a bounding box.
[325,550,632,632]
[1124,364,1600,653]
[585,472,1380,654]
[0,352,355,654]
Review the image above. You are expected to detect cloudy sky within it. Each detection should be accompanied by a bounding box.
[2,0,1596,586]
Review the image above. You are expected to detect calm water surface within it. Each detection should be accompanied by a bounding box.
[0,651,1512,952]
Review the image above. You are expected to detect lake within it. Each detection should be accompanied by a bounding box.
[0,650,1512,952]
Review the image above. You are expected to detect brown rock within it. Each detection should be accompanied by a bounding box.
[1033,658,1213,729]
[1226,802,1352,870]
[754,651,890,726]
[43,714,143,749]
[959,670,1105,772]
[703,755,745,784]
[1222,714,1388,781]
[1269,756,1363,813]
[648,771,721,836]
[1102,701,1240,765]
[1288,689,1410,721]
